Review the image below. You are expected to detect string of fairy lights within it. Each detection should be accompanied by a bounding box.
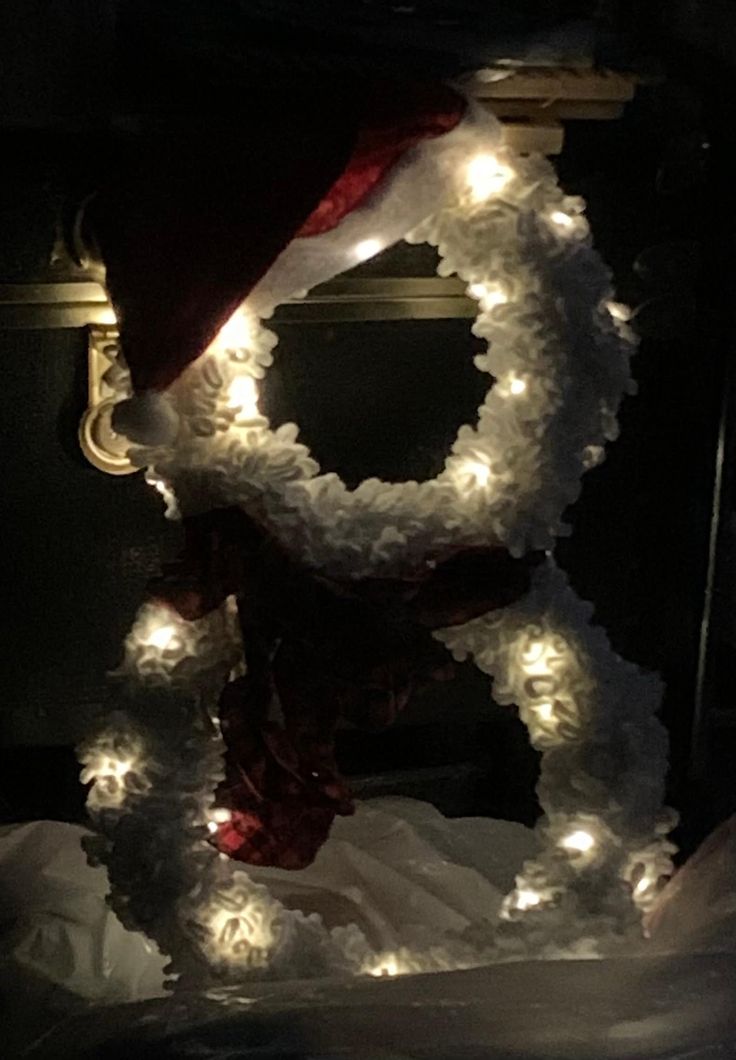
[79,107,676,986]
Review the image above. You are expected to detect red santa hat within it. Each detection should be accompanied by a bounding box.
[86,81,499,444]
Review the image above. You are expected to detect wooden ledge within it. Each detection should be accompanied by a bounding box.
[467,67,637,155]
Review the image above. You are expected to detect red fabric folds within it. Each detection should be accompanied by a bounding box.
[297,82,465,238]
[91,82,465,393]
[149,508,541,870]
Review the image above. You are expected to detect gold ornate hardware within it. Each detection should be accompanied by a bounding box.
[72,280,479,475]
[78,324,137,476]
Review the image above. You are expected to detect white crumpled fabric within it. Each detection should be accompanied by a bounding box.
[244,797,538,951]
[0,820,167,1003]
[3,805,736,1011]
[0,799,535,1003]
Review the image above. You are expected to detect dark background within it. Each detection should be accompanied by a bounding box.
[1,1,734,854]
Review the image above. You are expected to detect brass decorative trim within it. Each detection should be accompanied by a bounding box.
[0,277,477,329]
[274,276,476,323]
[67,280,477,474]
[0,279,476,474]
[0,282,115,329]
[78,325,137,476]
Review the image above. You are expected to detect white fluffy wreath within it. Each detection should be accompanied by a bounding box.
[80,103,676,989]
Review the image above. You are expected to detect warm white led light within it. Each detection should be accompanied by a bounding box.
[227,374,259,417]
[108,756,132,779]
[515,888,541,911]
[606,300,631,322]
[80,745,144,811]
[550,210,574,229]
[215,308,256,350]
[369,955,401,978]
[464,459,492,487]
[521,639,546,668]
[468,282,508,310]
[145,624,177,651]
[535,701,555,721]
[509,377,527,396]
[211,808,231,824]
[561,829,595,854]
[354,238,383,262]
[519,636,566,679]
[144,473,176,514]
[466,154,512,201]
[208,904,274,955]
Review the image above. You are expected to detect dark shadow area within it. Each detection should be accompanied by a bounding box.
[261,317,488,487]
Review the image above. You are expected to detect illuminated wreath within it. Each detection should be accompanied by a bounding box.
[80,103,676,988]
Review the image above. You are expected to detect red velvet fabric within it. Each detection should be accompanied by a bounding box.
[150,508,541,870]
[297,82,465,238]
[91,83,465,392]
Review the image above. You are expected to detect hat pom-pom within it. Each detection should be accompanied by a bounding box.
[112,391,180,447]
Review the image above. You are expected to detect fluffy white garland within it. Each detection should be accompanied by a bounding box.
[79,105,676,988]
[128,144,635,574]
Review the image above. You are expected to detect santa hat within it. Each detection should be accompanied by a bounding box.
[84,78,501,445]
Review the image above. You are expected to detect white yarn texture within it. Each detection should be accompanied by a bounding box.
[80,103,676,989]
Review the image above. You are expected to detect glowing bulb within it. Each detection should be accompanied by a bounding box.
[215,308,255,350]
[144,473,176,513]
[515,888,541,911]
[107,756,132,779]
[466,154,512,201]
[606,300,631,322]
[208,905,274,954]
[521,639,546,667]
[80,746,143,810]
[145,624,177,650]
[550,210,574,229]
[635,876,651,896]
[207,821,219,835]
[520,636,566,678]
[227,374,259,418]
[464,459,492,488]
[535,701,554,721]
[211,808,231,824]
[561,829,595,854]
[509,377,527,396]
[468,282,508,310]
[354,238,382,262]
[369,956,401,978]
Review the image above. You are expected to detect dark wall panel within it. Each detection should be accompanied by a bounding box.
[1,328,177,745]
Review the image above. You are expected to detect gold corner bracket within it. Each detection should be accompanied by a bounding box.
[79,325,138,476]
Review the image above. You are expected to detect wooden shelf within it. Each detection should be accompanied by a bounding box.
[468,68,636,103]
[501,121,564,157]
[467,67,637,155]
